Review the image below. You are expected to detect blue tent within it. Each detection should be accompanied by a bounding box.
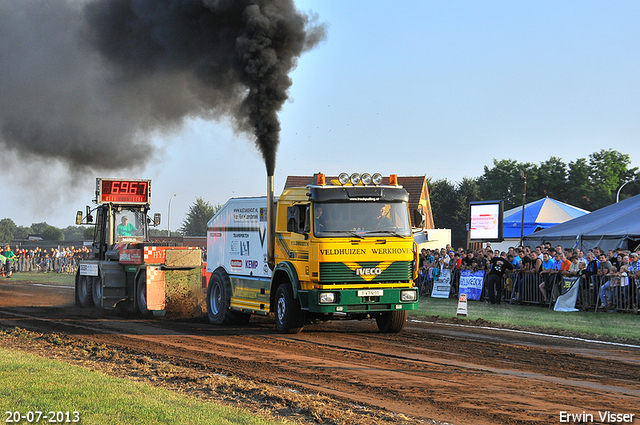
[523,194,640,251]
[503,197,589,239]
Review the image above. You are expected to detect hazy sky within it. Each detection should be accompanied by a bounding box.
[2,0,639,231]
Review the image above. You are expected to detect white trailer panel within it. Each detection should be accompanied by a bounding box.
[206,197,272,279]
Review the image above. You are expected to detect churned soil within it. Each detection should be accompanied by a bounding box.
[1,280,639,425]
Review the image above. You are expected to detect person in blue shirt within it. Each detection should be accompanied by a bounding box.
[538,252,556,303]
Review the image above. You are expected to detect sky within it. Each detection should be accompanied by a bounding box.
[1,0,640,231]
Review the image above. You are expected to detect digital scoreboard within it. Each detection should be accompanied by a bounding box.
[96,178,151,205]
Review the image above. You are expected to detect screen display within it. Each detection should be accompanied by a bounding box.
[98,179,150,204]
[469,201,503,242]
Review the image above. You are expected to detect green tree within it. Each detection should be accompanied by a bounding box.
[429,177,480,249]
[31,222,64,241]
[477,159,524,209]
[537,156,567,199]
[0,218,18,243]
[588,149,638,209]
[62,226,87,240]
[179,198,222,236]
[566,157,593,209]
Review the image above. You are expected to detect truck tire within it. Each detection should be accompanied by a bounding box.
[207,271,251,325]
[376,310,407,333]
[136,274,152,316]
[77,275,94,308]
[274,284,304,334]
[92,274,103,307]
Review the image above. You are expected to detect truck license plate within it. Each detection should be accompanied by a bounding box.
[357,289,383,297]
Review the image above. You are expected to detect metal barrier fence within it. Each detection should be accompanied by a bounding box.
[419,267,639,313]
[6,256,81,275]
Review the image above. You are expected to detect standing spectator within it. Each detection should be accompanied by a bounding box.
[599,266,619,309]
[585,252,599,278]
[461,250,475,270]
[566,255,581,276]
[538,252,556,303]
[449,252,461,269]
[628,252,640,279]
[597,254,613,276]
[511,250,533,302]
[473,250,488,271]
[486,252,513,305]
[2,245,16,277]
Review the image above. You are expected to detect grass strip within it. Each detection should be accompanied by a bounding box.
[0,347,282,425]
[411,297,640,341]
[4,272,75,286]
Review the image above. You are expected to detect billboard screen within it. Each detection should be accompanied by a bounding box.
[469,200,503,242]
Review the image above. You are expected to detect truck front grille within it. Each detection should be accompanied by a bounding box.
[319,261,412,284]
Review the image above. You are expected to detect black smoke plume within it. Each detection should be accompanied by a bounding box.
[0,0,325,177]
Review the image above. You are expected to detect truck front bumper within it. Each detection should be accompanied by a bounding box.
[300,287,418,314]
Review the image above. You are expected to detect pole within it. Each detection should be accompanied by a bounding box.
[519,171,527,246]
[167,194,177,237]
[616,178,638,203]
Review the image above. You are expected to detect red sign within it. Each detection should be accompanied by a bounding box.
[119,249,143,264]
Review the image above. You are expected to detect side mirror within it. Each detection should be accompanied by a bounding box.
[75,211,83,225]
[86,206,93,223]
[153,213,161,227]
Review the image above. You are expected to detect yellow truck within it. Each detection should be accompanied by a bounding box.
[206,172,419,333]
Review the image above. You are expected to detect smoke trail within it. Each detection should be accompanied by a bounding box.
[0,0,325,176]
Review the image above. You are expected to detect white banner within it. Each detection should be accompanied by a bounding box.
[554,276,580,312]
[431,268,452,298]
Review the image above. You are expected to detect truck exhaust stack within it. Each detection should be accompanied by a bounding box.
[267,174,275,270]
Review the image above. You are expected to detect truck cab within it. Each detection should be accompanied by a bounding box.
[206,172,419,333]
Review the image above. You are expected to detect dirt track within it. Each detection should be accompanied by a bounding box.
[1,280,639,425]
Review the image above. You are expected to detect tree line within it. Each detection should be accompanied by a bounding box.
[0,197,222,244]
[430,149,640,248]
[1,149,638,248]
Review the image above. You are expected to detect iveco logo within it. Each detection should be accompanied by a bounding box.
[356,267,382,276]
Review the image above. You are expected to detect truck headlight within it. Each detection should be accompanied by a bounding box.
[401,290,417,301]
[319,292,336,303]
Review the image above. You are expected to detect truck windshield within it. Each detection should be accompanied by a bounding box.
[313,202,411,238]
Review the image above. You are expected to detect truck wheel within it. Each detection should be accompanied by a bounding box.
[92,274,103,307]
[136,274,152,316]
[376,310,407,333]
[207,272,228,325]
[77,275,94,308]
[274,284,304,334]
[206,270,251,325]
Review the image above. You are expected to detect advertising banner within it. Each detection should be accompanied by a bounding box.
[554,276,581,312]
[459,270,485,301]
[431,268,452,298]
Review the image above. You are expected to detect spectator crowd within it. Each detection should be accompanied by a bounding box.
[0,245,92,276]
[418,242,640,313]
